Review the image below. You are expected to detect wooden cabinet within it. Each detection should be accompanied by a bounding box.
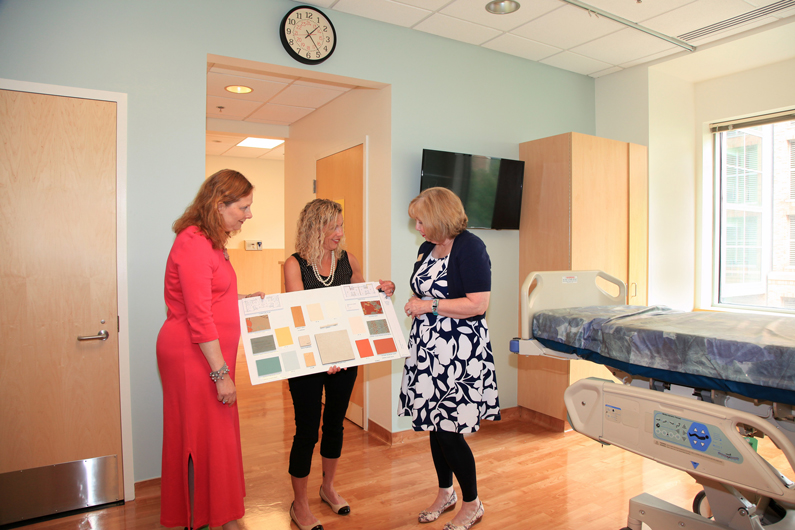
[517,132,648,429]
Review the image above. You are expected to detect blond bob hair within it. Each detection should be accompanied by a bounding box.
[408,187,468,242]
[295,199,345,265]
[173,169,253,250]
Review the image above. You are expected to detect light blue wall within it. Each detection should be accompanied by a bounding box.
[0,0,595,481]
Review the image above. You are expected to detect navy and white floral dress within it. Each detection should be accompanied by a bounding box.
[398,253,500,433]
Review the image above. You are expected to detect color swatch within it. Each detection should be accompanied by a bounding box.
[315,329,355,364]
[307,303,324,322]
[298,335,311,348]
[348,316,367,335]
[355,339,374,358]
[373,337,397,354]
[325,301,341,319]
[246,315,270,332]
[251,335,276,354]
[303,352,316,367]
[256,356,281,376]
[291,306,306,328]
[275,327,293,347]
[361,300,383,315]
[282,350,299,371]
[367,319,390,336]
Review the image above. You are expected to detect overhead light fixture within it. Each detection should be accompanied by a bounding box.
[225,85,253,94]
[237,137,284,149]
[485,1,520,14]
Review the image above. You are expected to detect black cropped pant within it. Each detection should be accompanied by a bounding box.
[430,430,478,502]
[287,367,358,478]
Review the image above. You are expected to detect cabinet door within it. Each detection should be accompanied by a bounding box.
[628,143,648,305]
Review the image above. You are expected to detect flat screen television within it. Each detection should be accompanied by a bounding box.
[420,149,524,230]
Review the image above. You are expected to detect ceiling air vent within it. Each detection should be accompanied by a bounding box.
[678,0,795,41]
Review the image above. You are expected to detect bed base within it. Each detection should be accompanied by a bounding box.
[566,378,795,530]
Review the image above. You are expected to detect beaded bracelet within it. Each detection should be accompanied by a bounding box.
[210,362,230,382]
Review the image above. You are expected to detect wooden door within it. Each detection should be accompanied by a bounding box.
[316,144,365,427]
[0,90,122,522]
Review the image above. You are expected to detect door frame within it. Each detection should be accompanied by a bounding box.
[0,78,134,502]
[316,136,370,430]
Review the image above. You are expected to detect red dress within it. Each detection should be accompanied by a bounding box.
[156,227,245,527]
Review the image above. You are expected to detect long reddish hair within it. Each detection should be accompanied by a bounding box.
[172,169,253,250]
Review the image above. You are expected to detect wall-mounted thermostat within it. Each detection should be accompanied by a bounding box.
[245,240,263,251]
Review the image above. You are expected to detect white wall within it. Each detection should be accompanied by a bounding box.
[205,156,285,250]
[648,70,696,310]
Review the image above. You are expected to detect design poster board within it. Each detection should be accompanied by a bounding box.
[239,282,409,384]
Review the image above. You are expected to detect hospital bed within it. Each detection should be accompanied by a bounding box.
[509,271,795,530]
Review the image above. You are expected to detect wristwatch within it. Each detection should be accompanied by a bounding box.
[432,298,439,316]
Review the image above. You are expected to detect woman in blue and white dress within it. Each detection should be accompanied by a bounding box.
[399,187,500,530]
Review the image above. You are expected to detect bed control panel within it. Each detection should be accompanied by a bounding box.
[653,411,743,464]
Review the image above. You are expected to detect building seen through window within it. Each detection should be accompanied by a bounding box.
[716,119,795,309]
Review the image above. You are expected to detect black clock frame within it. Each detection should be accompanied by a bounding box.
[279,5,337,65]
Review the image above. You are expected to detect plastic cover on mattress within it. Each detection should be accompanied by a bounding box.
[532,306,795,396]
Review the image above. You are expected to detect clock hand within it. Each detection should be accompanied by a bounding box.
[307,33,319,50]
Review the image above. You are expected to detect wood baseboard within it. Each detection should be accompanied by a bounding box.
[134,477,161,500]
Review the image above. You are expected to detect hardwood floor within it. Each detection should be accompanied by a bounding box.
[19,349,793,530]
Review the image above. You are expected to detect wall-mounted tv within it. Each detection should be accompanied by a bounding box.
[420,149,525,230]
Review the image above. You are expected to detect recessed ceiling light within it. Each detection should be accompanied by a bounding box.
[485,1,520,14]
[237,137,284,149]
[225,85,253,94]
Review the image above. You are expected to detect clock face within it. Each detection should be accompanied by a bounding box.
[280,6,337,65]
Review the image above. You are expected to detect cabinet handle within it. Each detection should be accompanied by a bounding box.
[630,283,637,297]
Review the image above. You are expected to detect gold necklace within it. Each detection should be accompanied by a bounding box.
[311,252,336,287]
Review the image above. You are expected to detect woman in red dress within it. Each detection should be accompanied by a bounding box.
[156,169,263,530]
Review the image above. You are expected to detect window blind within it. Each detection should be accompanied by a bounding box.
[710,109,795,133]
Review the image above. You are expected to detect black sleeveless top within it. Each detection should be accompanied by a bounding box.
[292,251,353,290]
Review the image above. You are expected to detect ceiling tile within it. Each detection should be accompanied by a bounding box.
[393,0,451,9]
[222,145,277,158]
[540,51,613,76]
[270,84,347,108]
[333,0,431,27]
[482,34,561,62]
[440,0,562,31]
[619,47,683,69]
[259,144,285,160]
[414,13,502,45]
[293,78,354,91]
[589,65,623,78]
[570,26,677,65]
[511,5,624,49]
[206,133,241,156]
[642,0,753,36]
[290,0,336,8]
[248,103,314,125]
[207,95,263,120]
[584,0,696,23]
[207,72,288,102]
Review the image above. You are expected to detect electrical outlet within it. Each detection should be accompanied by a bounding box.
[245,240,262,251]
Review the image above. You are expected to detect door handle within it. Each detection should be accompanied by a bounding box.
[77,330,109,341]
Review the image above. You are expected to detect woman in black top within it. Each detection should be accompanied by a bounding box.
[283,199,395,530]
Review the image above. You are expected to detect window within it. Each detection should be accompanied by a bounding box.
[713,114,795,310]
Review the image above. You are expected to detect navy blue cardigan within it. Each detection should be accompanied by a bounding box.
[411,230,491,320]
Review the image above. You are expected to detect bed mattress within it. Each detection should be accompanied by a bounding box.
[532,305,795,405]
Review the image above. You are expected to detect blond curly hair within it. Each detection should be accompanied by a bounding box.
[295,199,345,265]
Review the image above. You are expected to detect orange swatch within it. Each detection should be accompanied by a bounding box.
[291,306,306,327]
[373,337,397,354]
[303,352,316,367]
[356,339,374,358]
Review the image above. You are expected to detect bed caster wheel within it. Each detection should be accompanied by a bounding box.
[693,490,713,519]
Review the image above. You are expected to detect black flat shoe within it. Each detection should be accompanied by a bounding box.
[320,485,350,515]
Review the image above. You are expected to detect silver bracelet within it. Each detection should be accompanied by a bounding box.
[210,362,229,382]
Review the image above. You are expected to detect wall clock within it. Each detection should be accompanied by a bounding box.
[280,5,337,65]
